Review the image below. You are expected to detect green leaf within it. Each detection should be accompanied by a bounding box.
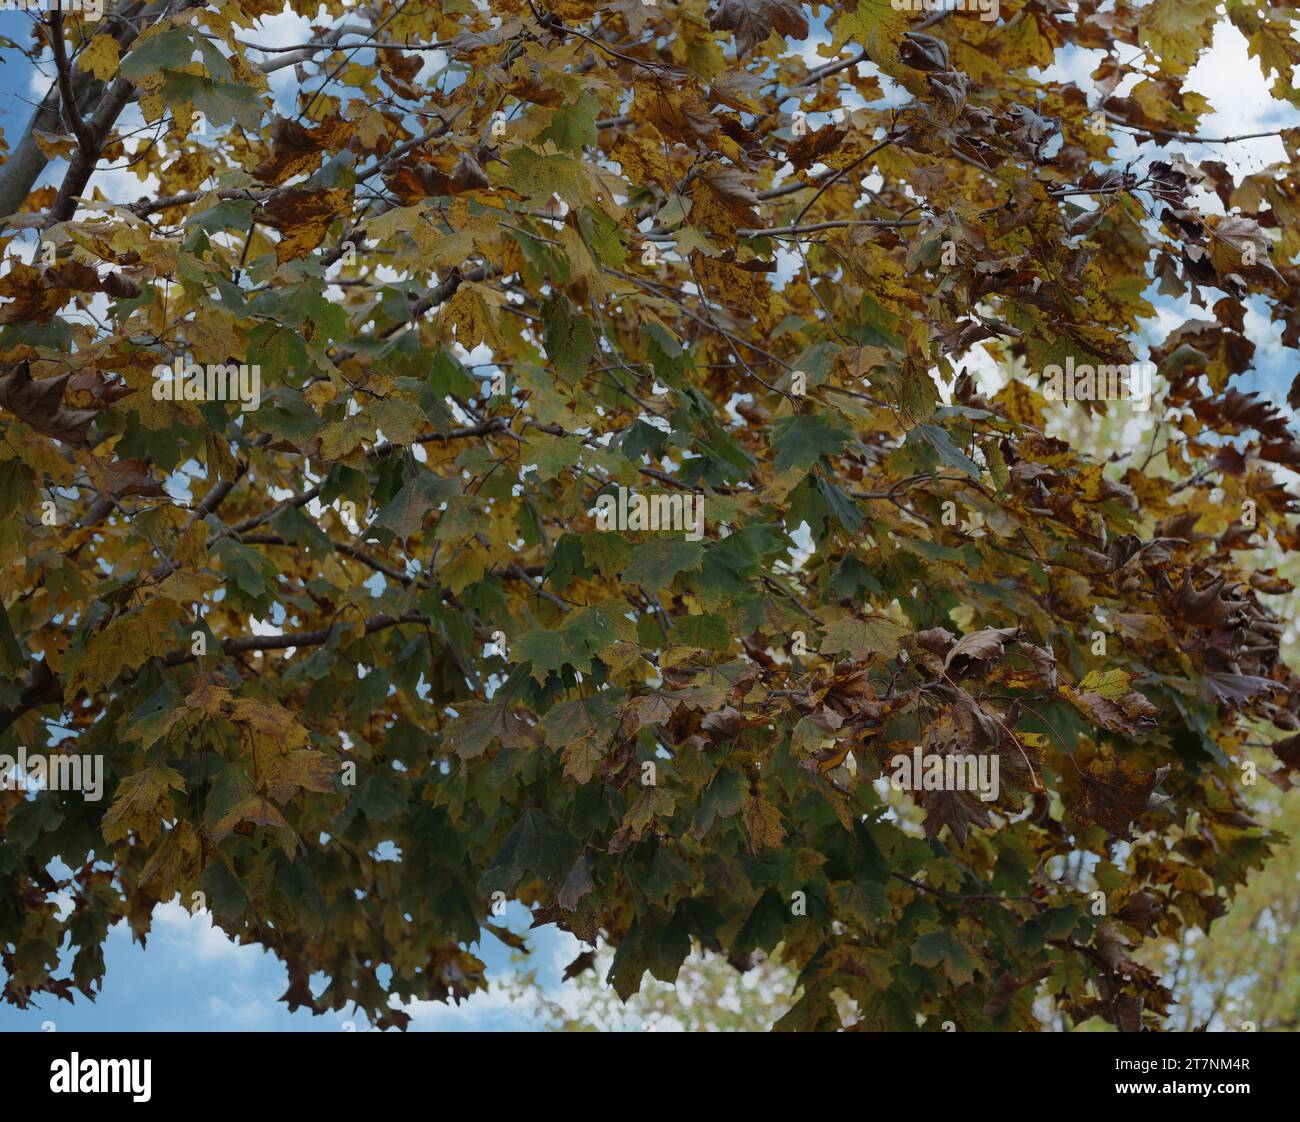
[211,538,277,603]
[539,94,600,153]
[669,612,729,651]
[256,386,322,444]
[621,539,704,590]
[369,469,459,539]
[770,414,850,474]
[691,766,744,839]
[543,295,597,383]
[161,72,264,130]
[908,423,981,480]
[479,808,580,895]
[820,616,907,660]
[911,928,978,985]
[505,146,585,205]
[119,28,195,80]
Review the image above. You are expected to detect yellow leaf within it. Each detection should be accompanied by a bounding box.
[80,35,121,82]
[253,187,350,265]
[138,819,202,895]
[64,597,185,700]
[229,697,309,749]
[742,790,786,853]
[186,305,244,365]
[102,765,186,845]
[442,282,505,351]
[1076,669,1132,700]
[994,380,1047,428]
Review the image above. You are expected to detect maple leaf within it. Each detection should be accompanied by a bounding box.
[0,363,99,445]
[919,784,993,846]
[253,188,351,264]
[84,456,167,498]
[1071,760,1172,839]
[251,115,356,187]
[943,626,1021,675]
[102,766,186,846]
[1173,571,1239,627]
[1060,670,1160,735]
[709,0,808,58]
[898,32,949,73]
[821,616,908,661]
[445,701,537,760]
[742,789,786,852]
[0,0,1297,1037]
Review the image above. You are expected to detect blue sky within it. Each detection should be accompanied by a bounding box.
[0,893,583,1031]
[0,7,585,1031]
[0,5,1297,1031]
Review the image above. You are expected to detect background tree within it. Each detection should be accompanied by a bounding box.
[2,0,1299,1030]
[1152,785,1300,1032]
[502,947,797,1031]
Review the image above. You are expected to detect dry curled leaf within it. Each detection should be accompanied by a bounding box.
[709,0,808,58]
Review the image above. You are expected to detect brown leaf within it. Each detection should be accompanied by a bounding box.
[943,626,1021,675]
[701,705,744,741]
[915,627,955,656]
[709,0,808,58]
[561,949,596,981]
[1018,640,1057,689]
[100,270,143,299]
[1173,572,1237,627]
[383,156,488,203]
[450,152,490,192]
[786,123,847,171]
[0,362,99,445]
[1116,890,1161,933]
[898,32,949,73]
[1071,760,1170,839]
[449,18,524,56]
[920,785,992,845]
[252,115,356,186]
[1060,676,1159,735]
[41,260,102,291]
[87,456,167,498]
[982,966,1052,1017]
[254,187,351,264]
[741,789,785,853]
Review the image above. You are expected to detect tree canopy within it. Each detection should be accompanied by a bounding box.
[2,0,1300,1031]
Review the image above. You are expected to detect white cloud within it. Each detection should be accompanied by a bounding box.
[1184,21,1294,174]
[152,900,260,969]
[207,993,277,1027]
[401,979,544,1031]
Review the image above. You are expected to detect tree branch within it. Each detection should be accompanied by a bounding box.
[48,12,96,158]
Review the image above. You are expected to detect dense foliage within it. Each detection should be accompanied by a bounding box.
[2,0,1300,1030]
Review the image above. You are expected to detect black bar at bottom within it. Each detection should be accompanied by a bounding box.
[0,1027,1286,1106]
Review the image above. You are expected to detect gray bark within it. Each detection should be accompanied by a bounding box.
[0,0,178,231]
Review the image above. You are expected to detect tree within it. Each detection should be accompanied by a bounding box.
[503,947,797,1031]
[1,0,1299,1031]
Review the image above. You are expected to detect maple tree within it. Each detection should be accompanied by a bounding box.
[2,0,1300,1032]
[1151,786,1300,1032]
